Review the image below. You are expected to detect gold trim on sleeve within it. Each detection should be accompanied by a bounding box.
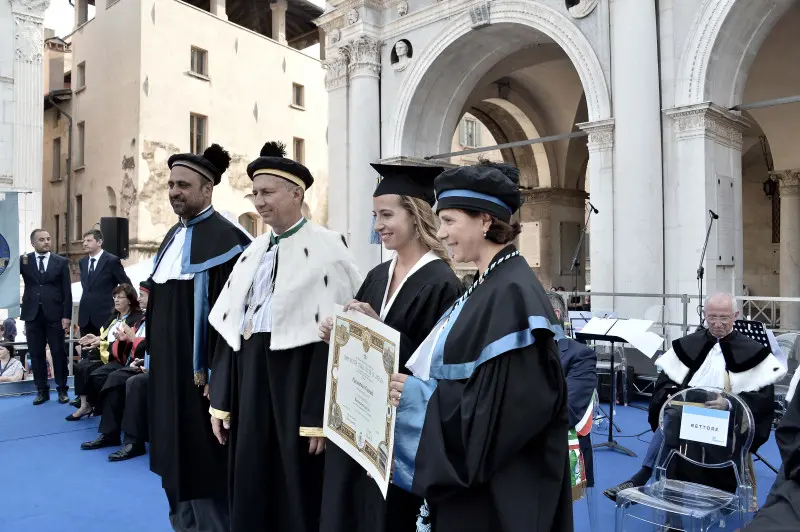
[299,427,325,438]
[209,407,231,422]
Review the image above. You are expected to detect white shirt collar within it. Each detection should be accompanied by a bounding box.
[89,249,104,261]
[36,251,51,259]
[380,251,440,320]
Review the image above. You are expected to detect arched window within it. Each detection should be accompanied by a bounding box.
[107,186,117,217]
[239,213,258,237]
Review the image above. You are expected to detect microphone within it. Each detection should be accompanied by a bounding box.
[588,202,599,214]
[709,210,719,220]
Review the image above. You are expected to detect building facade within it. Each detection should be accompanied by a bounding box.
[1,0,50,258]
[317,0,800,330]
[42,0,328,273]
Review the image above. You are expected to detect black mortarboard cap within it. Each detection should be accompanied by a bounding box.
[247,141,314,190]
[370,163,444,206]
[168,144,231,186]
[434,160,522,222]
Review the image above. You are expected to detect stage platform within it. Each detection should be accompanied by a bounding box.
[0,393,784,531]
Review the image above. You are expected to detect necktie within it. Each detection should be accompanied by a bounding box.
[89,258,96,276]
[38,256,45,275]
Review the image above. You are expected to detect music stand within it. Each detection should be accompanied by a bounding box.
[576,330,637,457]
[731,319,779,473]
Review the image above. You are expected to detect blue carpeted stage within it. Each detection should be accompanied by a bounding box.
[0,394,784,531]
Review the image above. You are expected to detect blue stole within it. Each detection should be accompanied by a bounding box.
[151,207,248,386]
[392,301,565,492]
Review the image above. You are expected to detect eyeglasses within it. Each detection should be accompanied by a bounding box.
[706,315,733,323]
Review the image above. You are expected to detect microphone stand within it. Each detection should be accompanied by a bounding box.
[570,204,595,311]
[696,211,718,329]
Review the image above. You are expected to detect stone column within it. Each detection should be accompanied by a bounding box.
[11,0,50,254]
[270,0,287,45]
[519,188,588,292]
[342,35,381,274]
[665,103,749,329]
[323,51,349,235]
[577,119,614,313]
[210,0,227,21]
[610,0,664,313]
[774,170,800,329]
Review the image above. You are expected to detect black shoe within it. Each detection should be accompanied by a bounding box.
[603,480,636,502]
[81,434,121,450]
[33,392,50,405]
[58,392,70,404]
[108,443,146,462]
[69,397,81,408]
[65,410,92,421]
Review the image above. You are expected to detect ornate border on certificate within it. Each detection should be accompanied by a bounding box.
[327,315,397,480]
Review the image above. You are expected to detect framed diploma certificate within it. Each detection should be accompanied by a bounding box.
[323,304,400,498]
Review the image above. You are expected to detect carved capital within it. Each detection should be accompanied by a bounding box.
[10,0,50,17]
[577,119,614,152]
[772,169,800,197]
[666,102,750,150]
[323,52,349,92]
[13,13,46,64]
[343,35,381,79]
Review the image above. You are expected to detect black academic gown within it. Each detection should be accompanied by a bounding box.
[745,391,800,531]
[320,257,463,532]
[147,208,250,502]
[394,246,573,532]
[648,329,779,494]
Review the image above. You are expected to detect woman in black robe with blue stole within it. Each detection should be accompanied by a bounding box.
[319,163,463,532]
[391,160,574,532]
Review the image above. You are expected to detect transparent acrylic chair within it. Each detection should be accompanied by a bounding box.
[615,387,755,532]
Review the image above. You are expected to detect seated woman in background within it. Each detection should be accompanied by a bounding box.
[0,345,24,383]
[81,279,152,456]
[66,283,144,421]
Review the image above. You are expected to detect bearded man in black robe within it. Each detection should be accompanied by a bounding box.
[147,144,252,531]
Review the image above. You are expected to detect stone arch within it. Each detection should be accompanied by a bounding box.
[473,98,553,188]
[106,186,117,216]
[676,0,798,107]
[390,0,611,157]
[466,84,560,187]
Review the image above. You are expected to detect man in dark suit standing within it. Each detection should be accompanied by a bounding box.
[21,229,73,405]
[78,229,131,337]
[548,292,598,489]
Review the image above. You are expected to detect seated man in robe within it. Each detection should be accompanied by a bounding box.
[548,292,597,496]
[605,292,786,501]
[744,373,800,531]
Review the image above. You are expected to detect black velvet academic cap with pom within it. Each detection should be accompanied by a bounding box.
[370,163,444,206]
[434,160,522,223]
[246,141,314,190]
[168,144,231,186]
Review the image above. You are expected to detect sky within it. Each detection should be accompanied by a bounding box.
[44,0,94,38]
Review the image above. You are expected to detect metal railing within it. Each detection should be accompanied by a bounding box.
[555,291,800,338]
